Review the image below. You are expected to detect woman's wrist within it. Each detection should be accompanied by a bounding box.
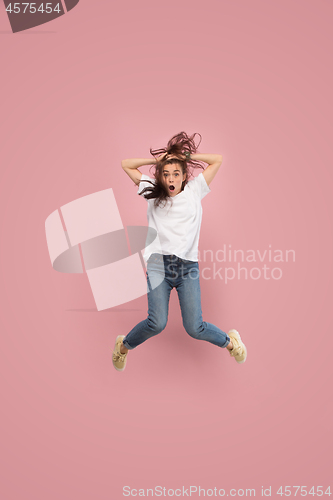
[190,153,223,164]
[122,158,156,169]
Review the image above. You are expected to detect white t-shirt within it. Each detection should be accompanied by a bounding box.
[138,172,211,262]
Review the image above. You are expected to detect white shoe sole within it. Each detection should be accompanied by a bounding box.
[228,329,247,363]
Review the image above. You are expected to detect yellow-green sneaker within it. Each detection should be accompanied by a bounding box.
[112,335,128,371]
[228,329,247,364]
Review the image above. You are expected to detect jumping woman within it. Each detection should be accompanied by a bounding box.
[112,131,247,371]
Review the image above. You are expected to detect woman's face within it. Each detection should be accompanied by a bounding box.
[162,162,186,197]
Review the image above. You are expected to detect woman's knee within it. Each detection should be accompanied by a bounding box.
[183,322,204,339]
[147,315,168,334]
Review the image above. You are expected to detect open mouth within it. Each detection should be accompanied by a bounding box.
[169,185,175,191]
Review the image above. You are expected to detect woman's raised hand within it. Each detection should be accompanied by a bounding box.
[156,152,169,163]
[155,152,187,163]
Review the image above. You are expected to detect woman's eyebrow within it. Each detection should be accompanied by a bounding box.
[163,169,180,173]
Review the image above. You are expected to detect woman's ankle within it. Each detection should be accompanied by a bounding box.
[120,343,128,354]
[227,341,233,350]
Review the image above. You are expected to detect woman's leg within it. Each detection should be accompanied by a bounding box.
[176,261,231,348]
[122,258,173,350]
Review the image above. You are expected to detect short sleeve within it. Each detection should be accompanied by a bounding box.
[137,174,156,197]
[186,172,211,200]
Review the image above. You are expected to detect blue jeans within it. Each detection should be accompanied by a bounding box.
[122,253,230,350]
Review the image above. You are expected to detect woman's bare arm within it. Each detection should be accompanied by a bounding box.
[190,153,223,186]
[121,158,157,169]
[121,158,156,185]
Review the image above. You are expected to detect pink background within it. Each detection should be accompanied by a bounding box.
[1,1,332,498]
